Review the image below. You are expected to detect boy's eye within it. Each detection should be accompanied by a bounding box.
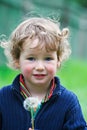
[27,57,35,61]
[45,57,53,61]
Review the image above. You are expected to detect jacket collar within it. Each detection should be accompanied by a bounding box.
[11,74,62,98]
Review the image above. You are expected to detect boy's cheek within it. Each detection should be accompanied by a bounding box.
[22,66,32,74]
[47,66,57,74]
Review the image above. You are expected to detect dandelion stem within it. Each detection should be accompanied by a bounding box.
[31,108,34,130]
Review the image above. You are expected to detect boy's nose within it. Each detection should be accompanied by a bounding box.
[35,61,44,71]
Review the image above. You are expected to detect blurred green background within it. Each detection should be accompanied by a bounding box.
[0,0,87,121]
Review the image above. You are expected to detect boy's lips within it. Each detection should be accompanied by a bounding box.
[33,74,46,79]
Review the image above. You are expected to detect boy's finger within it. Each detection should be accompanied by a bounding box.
[28,128,32,130]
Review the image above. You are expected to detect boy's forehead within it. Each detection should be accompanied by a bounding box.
[23,38,48,53]
[23,48,56,56]
[24,38,39,49]
[23,42,56,55]
[23,37,57,54]
[23,45,47,54]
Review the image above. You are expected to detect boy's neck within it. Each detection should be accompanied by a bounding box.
[25,81,50,102]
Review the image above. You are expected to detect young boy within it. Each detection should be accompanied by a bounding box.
[0,17,87,130]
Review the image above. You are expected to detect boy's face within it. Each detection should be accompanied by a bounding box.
[18,42,60,89]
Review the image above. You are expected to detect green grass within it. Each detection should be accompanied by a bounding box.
[0,59,87,121]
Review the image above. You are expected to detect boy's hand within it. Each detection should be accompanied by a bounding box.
[28,128,32,130]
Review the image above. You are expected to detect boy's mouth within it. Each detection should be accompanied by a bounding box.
[33,74,46,79]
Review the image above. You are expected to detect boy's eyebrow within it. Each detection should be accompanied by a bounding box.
[26,52,55,57]
[25,53,36,56]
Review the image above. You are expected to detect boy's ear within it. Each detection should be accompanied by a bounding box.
[57,61,61,68]
[14,60,20,69]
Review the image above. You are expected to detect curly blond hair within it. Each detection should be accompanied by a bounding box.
[0,17,71,69]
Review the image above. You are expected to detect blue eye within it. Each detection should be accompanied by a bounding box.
[27,57,35,61]
[45,57,53,61]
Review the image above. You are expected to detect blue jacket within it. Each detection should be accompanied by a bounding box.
[0,75,87,130]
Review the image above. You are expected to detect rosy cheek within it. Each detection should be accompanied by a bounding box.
[23,66,32,75]
[47,65,56,75]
